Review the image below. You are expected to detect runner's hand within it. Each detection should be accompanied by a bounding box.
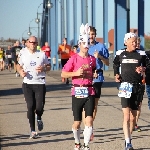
[93,70,98,78]
[135,66,145,74]
[93,50,99,58]
[19,69,27,77]
[36,66,44,73]
[75,67,83,76]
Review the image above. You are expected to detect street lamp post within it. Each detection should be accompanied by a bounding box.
[47,0,53,47]
[35,0,53,45]
[35,3,43,46]
[22,29,28,40]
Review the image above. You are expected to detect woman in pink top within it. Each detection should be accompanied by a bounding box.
[61,23,97,150]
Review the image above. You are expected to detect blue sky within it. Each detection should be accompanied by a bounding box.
[0,0,150,40]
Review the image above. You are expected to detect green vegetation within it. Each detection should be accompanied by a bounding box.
[145,39,150,50]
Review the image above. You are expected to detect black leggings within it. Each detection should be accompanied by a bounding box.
[23,83,46,131]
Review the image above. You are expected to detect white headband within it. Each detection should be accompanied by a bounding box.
[124,32,137,43]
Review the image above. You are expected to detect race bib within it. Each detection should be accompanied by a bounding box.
[118,82,133,98]
[75,87,89,98]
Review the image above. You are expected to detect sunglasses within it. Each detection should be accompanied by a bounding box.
[29,41,38,44]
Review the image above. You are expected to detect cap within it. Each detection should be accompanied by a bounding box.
[124,32,137,44]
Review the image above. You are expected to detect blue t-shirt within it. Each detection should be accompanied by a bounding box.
[77,42,109,82]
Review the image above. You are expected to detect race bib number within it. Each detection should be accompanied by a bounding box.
[118,82,133,98]
[75,87,89,98]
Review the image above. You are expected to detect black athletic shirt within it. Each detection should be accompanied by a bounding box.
[145,51,150,85]
[113,49,149,83]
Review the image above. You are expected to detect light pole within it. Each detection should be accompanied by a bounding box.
[47,0,53,47]
[126,0,130,32]
[35,1,53,46]
[22,29,28,40]
[35,3,43,46]
[27,19,38,37]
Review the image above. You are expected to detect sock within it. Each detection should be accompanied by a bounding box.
[72,128,81,144]
[83,126,93,146]
[125,138,130,147]
[37,115,41,120]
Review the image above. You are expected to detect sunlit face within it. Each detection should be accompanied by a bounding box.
[45,42,49,47]
[16,41,20,46]
[73,47,77,53]
[80,42,89,53]
[22,40,25,45]
[8,45,11,50]
[89,31,96,44]
[28,37,38,51]
[125,37,137,51]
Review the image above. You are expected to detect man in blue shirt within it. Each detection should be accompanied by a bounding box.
[88,26,109,122]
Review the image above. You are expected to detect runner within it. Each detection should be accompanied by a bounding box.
[80,26,109,140]
[17,36,50,139]
[0,47,4,71]
[145,49,150,110]
[134,37,145,132]
[58,38,71,84]
[61,23,97,150]
[113,32,149,150]
[5,45,12,72]
[11,40,22,77]
[70,45,78,57]
[41,42,51,60]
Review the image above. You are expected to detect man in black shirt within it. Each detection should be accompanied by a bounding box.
[113,32,149,150]
[11,40,22,76]
[145,50,150,109]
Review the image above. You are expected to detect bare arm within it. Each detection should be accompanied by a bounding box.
[17,64,27,77]
[61,67,83,78]
[98,55,109,66]
[61,71,76,78]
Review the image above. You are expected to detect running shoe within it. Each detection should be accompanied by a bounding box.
[125,143,134,150]
[74,143,82,150]
[37,120,43,131]
[15,73,20,77]
[29,131,39,139]
[81,145,90,150]
[134,125,141,132]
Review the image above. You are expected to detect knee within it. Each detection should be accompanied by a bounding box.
[85,116,93,126]
[123,114,130,123]
[72,122,81,130]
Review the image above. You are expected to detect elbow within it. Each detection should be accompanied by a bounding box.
[61,72,65,78]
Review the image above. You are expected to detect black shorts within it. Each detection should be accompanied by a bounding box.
[93,82,103,98]
[61,59,69,68]
[139,85,145,102]
[13,57,17,64]
[7,58,12,65]
[72,95,95,121]
[121,93,141,110]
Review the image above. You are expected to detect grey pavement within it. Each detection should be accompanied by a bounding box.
[0,70,150,150]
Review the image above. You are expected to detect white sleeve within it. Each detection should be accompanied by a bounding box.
[43,53,49,65]
[18,55,24,66]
